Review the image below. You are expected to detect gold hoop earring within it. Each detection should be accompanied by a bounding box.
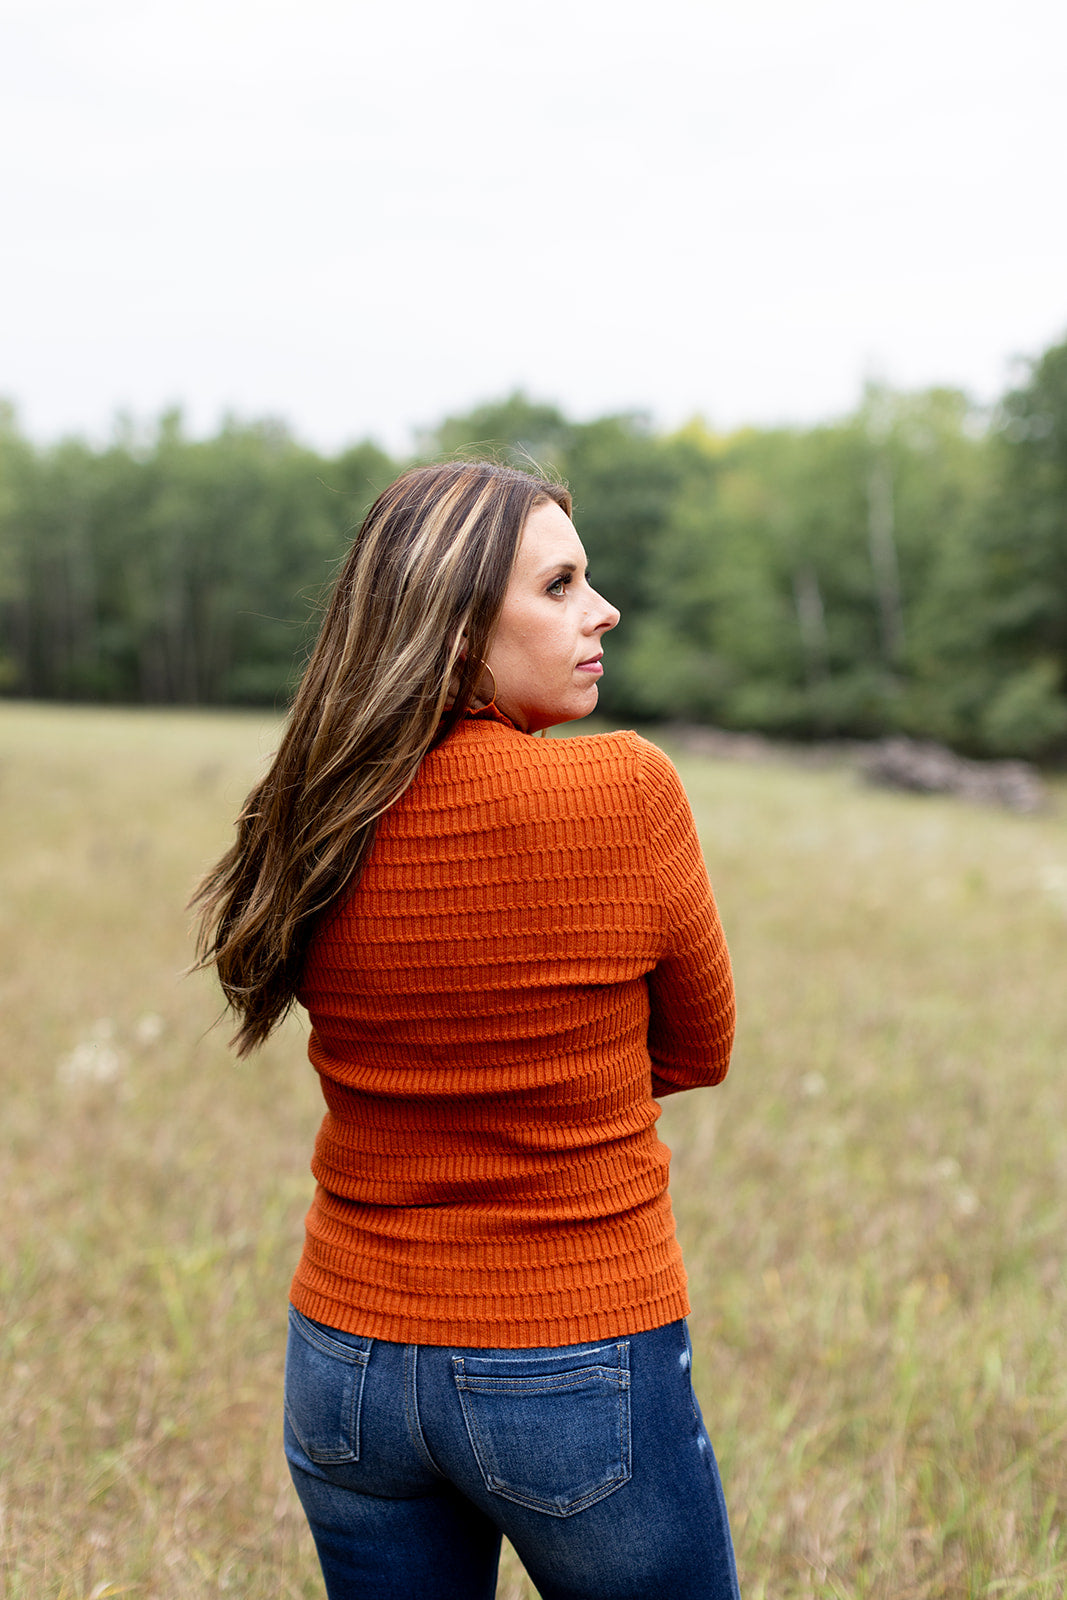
[474,658,497,711]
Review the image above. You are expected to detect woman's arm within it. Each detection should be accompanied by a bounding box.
[636,738,735,1097]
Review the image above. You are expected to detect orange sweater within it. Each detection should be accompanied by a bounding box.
[291,710,734,1347]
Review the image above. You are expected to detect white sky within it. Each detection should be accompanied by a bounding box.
[1,0,1065,453]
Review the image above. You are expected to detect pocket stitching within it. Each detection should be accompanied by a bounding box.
[290,1307,372,1367]
[454,1366,629,1396]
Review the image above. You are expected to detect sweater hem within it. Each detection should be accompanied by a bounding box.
[287,1279,692,1349]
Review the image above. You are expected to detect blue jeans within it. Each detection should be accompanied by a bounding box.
[284,1308,741,1599]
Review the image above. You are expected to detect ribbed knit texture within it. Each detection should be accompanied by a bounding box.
[291,710,734,1347]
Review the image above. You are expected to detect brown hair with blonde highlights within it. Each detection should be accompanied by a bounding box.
[192,459,571,1055]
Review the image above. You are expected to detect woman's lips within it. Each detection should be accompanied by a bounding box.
[576,656,603,675]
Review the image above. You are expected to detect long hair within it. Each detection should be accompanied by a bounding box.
[192,459,571,1055]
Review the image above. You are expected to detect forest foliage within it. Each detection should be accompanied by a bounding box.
[2,332,1067,758]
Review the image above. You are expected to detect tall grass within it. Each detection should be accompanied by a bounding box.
[1,703,1064,1599]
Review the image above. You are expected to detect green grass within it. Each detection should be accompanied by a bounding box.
[1,702,1065,1599]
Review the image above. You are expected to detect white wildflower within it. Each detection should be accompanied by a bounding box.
[134,1013,165,1045]
[57,1019,124,1084]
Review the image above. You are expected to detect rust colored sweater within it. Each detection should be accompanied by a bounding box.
[291,709,734,1347]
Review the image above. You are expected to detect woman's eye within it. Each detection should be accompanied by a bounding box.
[547,575,570,597]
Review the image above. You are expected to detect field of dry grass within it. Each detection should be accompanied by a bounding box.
[1,702,1065,1599]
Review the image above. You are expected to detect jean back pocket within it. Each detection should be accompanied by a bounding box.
[284,1306,372,1465]
[452,1340,631,1517]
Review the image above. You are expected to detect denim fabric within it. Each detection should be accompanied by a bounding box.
[284,1309,741,1600]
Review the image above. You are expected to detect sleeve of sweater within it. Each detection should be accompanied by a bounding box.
[634,736,736,1098]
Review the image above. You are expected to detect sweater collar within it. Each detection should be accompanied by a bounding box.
[464,702,523,732]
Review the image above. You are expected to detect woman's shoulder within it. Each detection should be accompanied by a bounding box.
[380,722,695,862]
[529,722,679,771]
[436,718,684,802]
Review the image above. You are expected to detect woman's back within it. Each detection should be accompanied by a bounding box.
[292,711,734,1347]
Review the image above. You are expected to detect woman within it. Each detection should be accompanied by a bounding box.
[195,460,741,1600]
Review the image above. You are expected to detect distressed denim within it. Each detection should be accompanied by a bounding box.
[284,1309,741,1600]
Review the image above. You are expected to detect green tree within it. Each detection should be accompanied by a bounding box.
[616,391,995,740]
[974,337,1067,753]
[422,392,574,470]
[0,428,113,699]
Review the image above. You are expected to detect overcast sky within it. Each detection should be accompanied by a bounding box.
[2,0,1065,453]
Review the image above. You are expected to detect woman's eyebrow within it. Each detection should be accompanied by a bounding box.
[535,559,592,579]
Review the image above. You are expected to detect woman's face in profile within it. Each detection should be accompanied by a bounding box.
[484,500,620,734]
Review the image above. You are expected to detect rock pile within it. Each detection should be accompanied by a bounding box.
[663,724,1048,813]
[858,737,1045,813]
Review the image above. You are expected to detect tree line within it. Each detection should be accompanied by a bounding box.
[2,333,1066,759]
